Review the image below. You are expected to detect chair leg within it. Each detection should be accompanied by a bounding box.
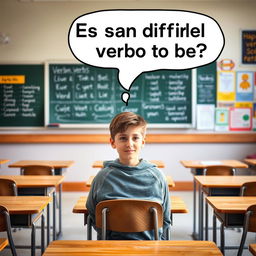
[4,211,17,256]
[237,211,251,256]
[220,222,225,255]
[213,214,217,244]
[150,207,159,240]
[87,215,92,240]
[101,208,108,240]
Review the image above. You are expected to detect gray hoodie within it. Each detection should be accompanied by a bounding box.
[86,159,171,240]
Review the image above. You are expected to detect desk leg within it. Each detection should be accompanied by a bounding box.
[31,222,36,256]
[205,201,208,240]
[192,177,197,239]
[199,185,204,240]
[53,191,56,240]
[213,214,217,244]
[87,215,92,240]
[57,183,62,238]
[47,204,50,245]
[41,213,45,255]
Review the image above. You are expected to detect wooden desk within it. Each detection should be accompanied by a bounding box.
[43,240,222,256]
[8,160,74,238]
[1,196,51,256]
[0,159,9,165]
[92,160,165,168]
[180,159,249,240]
[86,175,175,189]
[244,159,256,166]
[206,196,256,254]
[249,244,256,256]
[0,238,8,251]
[0,175,64,243]
[195,176,256,241]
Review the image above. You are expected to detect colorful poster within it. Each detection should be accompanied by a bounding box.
[229,107,252,131]
[235,102,253,108]
[196,104,215,130]
[217,71,236,101]
[241,30,256,64]
[253,103,256,131]
[215,107,229,131]
[236,71,254,101]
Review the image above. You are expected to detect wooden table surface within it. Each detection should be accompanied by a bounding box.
[43,240,222,256]
[0,238,8,251]
[206,196,256,213]
[86,175,175,188]
[180,160,248,169]
[0,196,52,214]
[244,159,256,166]
[73,196,188,214]
[0,159,9,165]
[0,175,65,188]
[249,244,256,256]
[9,160,74,168]
[92,160,165,168]
[195,175,256,188]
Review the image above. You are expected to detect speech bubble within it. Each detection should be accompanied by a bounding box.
[68,10,225,105]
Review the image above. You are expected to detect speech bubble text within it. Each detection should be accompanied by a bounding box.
[68,10,225,105]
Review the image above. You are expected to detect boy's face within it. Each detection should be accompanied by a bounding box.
[110,125,145,166]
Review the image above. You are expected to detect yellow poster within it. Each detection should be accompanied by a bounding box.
[217,71,236,101]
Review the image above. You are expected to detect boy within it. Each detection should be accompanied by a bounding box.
[86,112,171,240]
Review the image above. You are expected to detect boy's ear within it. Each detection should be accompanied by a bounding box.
[110,137,116,149]
[142,136,146,147]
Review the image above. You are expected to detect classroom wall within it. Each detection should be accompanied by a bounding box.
[0,0,255,188]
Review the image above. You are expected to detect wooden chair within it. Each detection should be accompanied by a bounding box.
[0,238,8,252]
[0,179,17,196]
[237,204,256,256]
[203,165,235,241]
[94,199,163,240]
[0,205,17,256]
[21,165,54,175]
[203,165,235,176]
[240,182,256,196]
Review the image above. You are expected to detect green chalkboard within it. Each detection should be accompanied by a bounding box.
[0,64,44,127]
[47,63,193,127]
[196,62,216,105]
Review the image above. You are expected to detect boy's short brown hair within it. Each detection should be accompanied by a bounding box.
[109,112,147,140]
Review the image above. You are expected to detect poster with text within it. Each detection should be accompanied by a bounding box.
[217,71,236,101]
[196,104,215,130]
[215,107,229,131]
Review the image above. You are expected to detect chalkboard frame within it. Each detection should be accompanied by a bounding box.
[45,60,196,128]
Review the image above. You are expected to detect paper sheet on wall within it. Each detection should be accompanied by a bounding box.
[196,104,215,130]
[217,71,235,101]
[215,107,229,131]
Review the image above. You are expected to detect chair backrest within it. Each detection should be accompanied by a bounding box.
[95,199,163,240]
[203,165,235,176]
[0,179,17,196]
[0,205,17,256]
[246,204,256,232]
[240,182,256,196]
[21,165,54,175]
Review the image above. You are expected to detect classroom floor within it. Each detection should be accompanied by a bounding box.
[1,191,255,256]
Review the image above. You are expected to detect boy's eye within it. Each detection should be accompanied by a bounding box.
[119,137,127,141]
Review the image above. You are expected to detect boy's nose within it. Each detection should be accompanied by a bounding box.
[126,138,133,147]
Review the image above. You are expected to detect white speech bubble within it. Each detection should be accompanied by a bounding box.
[68,9,225,104]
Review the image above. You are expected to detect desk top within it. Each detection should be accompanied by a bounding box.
[72,196,188,214]
[195,176,256,188]
[43,240,222,256]
[249,244,256,256]
[92,160,165,168]
[0,238,8,251]
[86,175,175,188]
[0,196,51,214]
[9,160,74,168]
[180,160,248,169]
[244,159,256,166]
[0,175,65,188]
[206,196,256,213]
[0,159,9,165]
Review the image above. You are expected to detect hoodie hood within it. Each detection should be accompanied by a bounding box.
[103,159,156,171]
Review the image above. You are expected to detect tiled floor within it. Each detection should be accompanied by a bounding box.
[1,191,255,255]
